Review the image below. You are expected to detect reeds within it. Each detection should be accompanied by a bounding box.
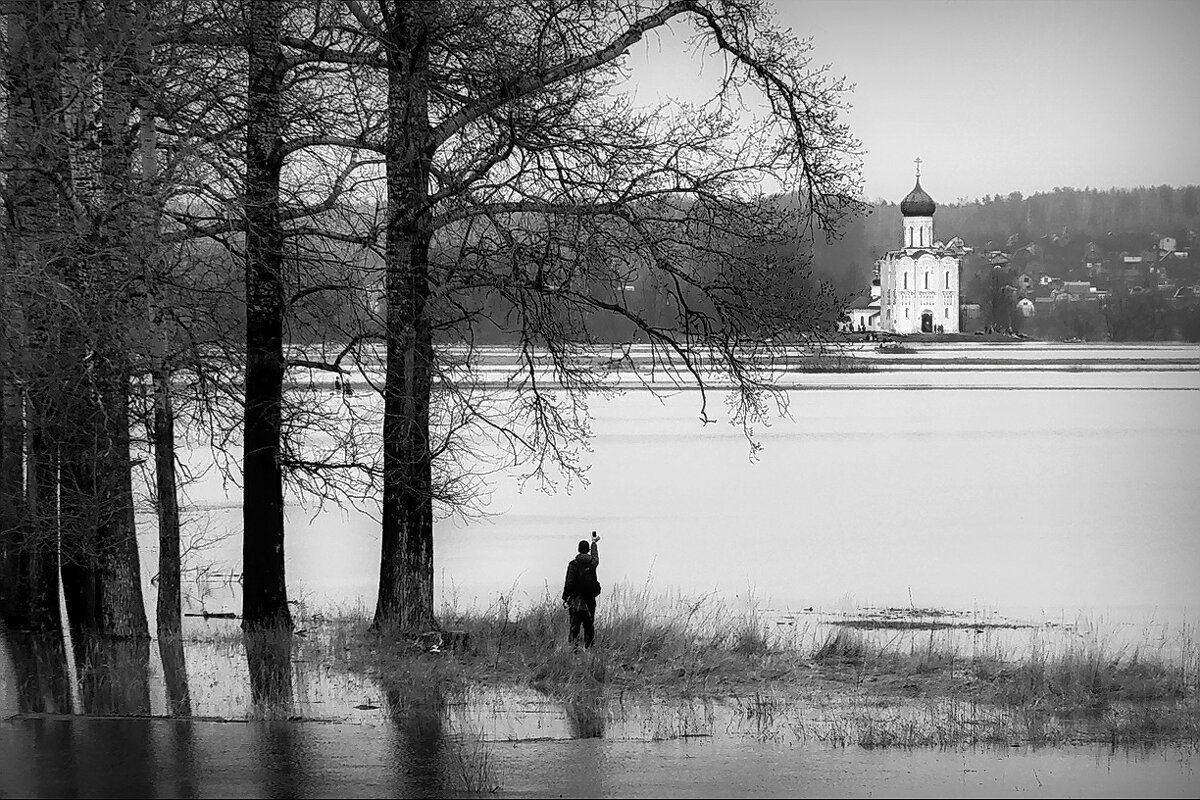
[434,584,786,693]
[317,587,1199,747]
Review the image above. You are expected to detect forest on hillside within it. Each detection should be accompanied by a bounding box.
[808,185,1200,297]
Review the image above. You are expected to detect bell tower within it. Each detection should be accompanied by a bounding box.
[901,157,935,249]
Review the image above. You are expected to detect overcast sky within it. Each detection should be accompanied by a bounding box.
[621,0,1200,204]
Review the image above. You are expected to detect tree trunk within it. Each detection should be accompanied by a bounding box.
[89,0,148,642]
[133,0,188,709]
[2,0,68,638]
[152,366,191,714]
[95,369,148,640]
[373,2,437,633]
[244,627,293,714]
[58,384,102,639]
[23,412,61,634]
[243,0,291,632]
[0,326,26,623]
[153,371,182,637]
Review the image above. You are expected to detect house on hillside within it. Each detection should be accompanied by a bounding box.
[946,236,971,254]
[843,279,881,332]
[987,250,1010,268]
[1058,281,1095,302]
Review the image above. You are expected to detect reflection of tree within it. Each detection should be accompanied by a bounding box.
[159,634,192,716]
[157,720,198,798]
[73,719,155,796]
[384,675,450,794]
[74,635,151,716]
[2,632,71,714]
[32,719,79,795]
[244,629,294,715]
[252,719,313,797]
[563,694,606,740]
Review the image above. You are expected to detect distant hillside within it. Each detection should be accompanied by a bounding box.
[876,184,1198,253]
[809,185,1200,293]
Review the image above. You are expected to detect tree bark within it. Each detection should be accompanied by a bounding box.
[90,0,149,642]
[95,373,148,639]
[373,2,437,633]
[152,365,191,713]
[2,0,68,637]
[243,0,291,632]
[0,323,26,623]
[22,412,61,634]
[58,383,102,639]
[153,370,183,626]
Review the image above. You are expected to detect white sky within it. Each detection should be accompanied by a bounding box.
[618,0,1200,204]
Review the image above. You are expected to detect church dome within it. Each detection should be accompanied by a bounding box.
[901,178,936,217]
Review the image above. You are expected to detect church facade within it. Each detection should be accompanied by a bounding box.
[878,167,961,334]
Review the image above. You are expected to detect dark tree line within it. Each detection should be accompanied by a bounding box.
[858,185,1200,259]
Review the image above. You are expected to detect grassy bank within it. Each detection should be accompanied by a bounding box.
[328,587,1200,746]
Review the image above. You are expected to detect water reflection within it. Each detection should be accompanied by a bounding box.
[74,635,151,716]
[155,720,198,798]
[251,720,317,796]
[158,634,192,716]
[2,632,71,714]
[383,674,450,794]
[563,693,606,739]
[243,629,294,716]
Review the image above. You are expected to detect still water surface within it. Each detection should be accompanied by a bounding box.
[2,344,1198,797]
[1,716,1197,798]
[161,345,1200,618]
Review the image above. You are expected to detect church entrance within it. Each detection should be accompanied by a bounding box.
[921,311,933,333]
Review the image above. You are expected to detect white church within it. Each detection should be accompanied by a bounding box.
[875,162,963,334]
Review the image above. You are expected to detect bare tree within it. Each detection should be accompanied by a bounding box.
[153,0,397,631]
[3,0,860,646]
[336,0,861,631]
[1,0,151,642]
[242,0,293,631]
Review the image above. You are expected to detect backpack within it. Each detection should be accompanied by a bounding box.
[574,559,601,599]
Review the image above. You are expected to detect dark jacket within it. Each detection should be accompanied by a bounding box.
[562,542,600,603]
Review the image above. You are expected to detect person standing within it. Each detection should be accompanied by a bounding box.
[562,531,601,648]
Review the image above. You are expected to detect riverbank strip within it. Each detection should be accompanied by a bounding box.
[321,586,1200,747]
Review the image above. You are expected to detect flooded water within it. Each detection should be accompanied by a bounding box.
[157,343,1200,618]
[1,715,1197,798]
[2,343,1198,797]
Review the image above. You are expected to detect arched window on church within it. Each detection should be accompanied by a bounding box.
[903,272,908,290]
[945,270,950,288]
[924,272,929,290]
